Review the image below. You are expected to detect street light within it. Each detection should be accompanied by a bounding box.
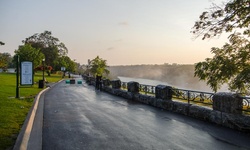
[42,58,45,86]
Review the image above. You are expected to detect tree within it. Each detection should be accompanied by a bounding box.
[192,0,250,93]
[23,31,68,68]
[0,41,4,45]
[65,57,76,73]
[89,56,109,77]
[54,56,76,73]
[192,0,250,40]
[0,52,12,71]
[13,44,44,68]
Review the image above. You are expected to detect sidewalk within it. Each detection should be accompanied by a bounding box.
[13,81,63,150]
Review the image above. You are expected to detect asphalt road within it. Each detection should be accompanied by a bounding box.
[43,78,250,150]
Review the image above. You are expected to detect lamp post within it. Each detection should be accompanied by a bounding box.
[42,58,45,86]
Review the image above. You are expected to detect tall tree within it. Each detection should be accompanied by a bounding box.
[192,0,250,93]
[13,44,44,68]
[89,56,109,77]
[23,31,68,67]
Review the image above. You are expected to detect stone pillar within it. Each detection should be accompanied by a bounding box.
[155,85,172,100]
[111,80,121,89]
[102,79,111,86]
[213,92,242,114]
[127,81,139,93]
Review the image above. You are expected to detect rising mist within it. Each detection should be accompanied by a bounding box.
[108,64,228,92]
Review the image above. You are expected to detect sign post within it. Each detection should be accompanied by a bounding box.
[61,66,65,78]
[16,55,19,98]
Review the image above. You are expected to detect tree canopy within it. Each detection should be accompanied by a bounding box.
[22,31,68,67]
[54,56,76,73]
[192,0,250,93]
[0,41,4,45]
[88,56,109,77]
[192,0,250,40]
[13,44,44,68]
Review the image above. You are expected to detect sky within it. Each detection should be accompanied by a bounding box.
[0,0,227,66]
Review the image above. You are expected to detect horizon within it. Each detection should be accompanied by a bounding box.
[0,0,227,66]
[109,62,196,67]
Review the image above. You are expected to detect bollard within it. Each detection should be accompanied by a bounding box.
[77,80,82,84]
[70,79,75,84]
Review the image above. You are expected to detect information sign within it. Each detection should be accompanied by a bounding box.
[61,67,66,71]
[21,61,33,85]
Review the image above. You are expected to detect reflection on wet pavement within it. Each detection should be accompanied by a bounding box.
[43,78,250,150]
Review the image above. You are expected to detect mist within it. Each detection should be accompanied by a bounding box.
[108,64,229,93]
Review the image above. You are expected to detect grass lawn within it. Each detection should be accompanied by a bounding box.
[0,72,62,150]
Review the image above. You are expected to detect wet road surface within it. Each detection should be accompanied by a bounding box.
[43,78,250,150]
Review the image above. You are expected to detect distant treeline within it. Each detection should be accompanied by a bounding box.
[108,64,214,92]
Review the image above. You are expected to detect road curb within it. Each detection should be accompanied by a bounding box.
[13,79,64,150]
[13,87,49,150]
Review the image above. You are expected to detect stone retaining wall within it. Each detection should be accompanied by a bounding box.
[83,76,250,132]
[100,83,250,132]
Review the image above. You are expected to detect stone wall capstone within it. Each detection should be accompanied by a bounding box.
[127,81,139,93]
[213,92,243,114]
[102,79,111,87]
[155,85,172,100]
[111,80,121,89]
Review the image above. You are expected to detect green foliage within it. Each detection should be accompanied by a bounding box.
[54,56,76,72]
[192,0,250,40]
[13,44,44,68]
[0,52,12,70]
[192,0,250,93]
[23,31,68,68]
[89,56,109,77]
[42,46,59,68]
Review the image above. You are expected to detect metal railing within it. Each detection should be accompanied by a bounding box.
[121,82,156,95]
[120,81,250,113]
[171,88,214,105]
[85,77,250,113]
[121,82,127,89]
[139,84,156,95]
[121,81,213,105]
[241,96,250,112]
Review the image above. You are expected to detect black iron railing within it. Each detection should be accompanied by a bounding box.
[121,81,213,105]
[84,77,250,113]
[121,82,127,89]
[171,88,214,105]
[241,96,250,112]
[121,82,156,95]
[139,84,156,95]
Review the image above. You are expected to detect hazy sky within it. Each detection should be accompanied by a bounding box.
[0,0,227,66]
